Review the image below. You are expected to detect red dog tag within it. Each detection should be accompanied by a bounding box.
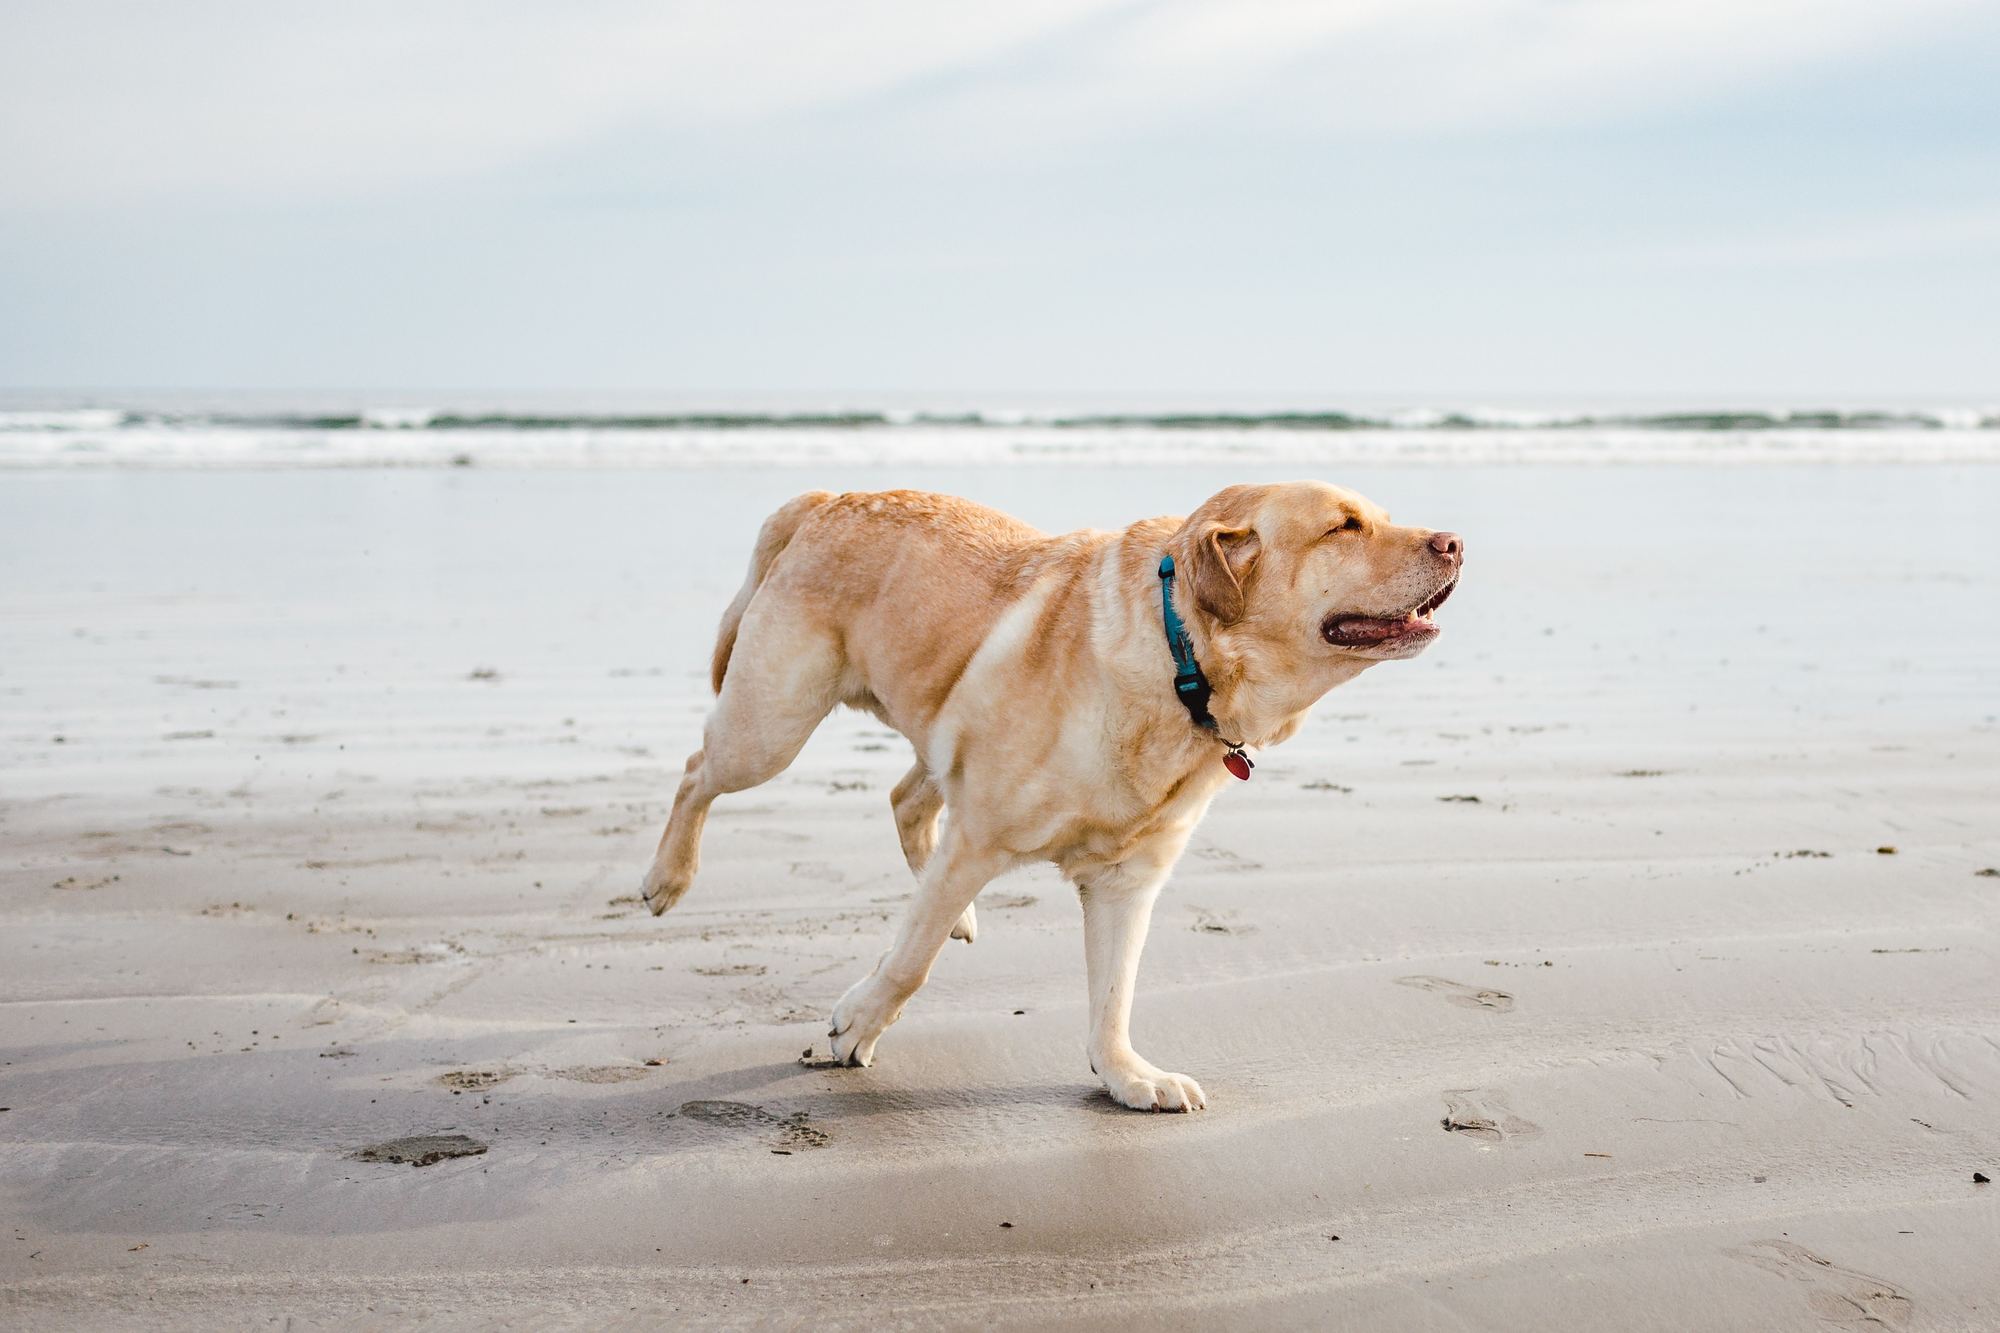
[1223,749,1253,781]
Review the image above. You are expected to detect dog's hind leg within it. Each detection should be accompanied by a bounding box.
[889,762,941,874]
[641,610,841,915]
[890,763,974,943]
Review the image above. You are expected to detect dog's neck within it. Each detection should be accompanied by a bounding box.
[1154,554,1242,748]
[1167,592,1379,754]
[1102,527,1375,794]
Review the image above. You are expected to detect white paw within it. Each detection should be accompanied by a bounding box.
[950,903,977,944]
[1096,1055,1207,1112]
[827,972,904,1067]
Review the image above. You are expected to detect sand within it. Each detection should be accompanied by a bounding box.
[2,463,1996,1329]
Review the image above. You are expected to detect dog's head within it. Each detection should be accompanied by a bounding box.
[1169,481,1463,689]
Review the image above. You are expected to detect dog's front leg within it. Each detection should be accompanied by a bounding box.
[1080,867,1206,1111]
[828,825,1006,1067]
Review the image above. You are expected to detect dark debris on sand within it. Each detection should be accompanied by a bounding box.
[349,1133,489,1168]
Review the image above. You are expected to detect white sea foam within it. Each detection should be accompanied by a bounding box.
[360,406,437,430]
[1,396,1996,467]
[1,420,1996,468]
[0,408,128,431]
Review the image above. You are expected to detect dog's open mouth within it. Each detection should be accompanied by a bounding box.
[1321,575,1456,650]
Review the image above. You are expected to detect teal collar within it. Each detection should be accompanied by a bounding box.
[1157,554,1216,730]
[1158,554,1253,777]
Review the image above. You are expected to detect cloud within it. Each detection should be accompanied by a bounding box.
[916,0,1983,144]
[1646,206,2000,267]
[0,0,1985,208]
[0,0,1134,205]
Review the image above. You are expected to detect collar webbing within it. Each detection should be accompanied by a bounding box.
[1157,554,1217,732]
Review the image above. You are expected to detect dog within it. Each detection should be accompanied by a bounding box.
[642,482,1462,1110]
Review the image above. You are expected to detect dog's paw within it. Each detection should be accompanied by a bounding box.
[827,972,903,1067]
[950,902,977,944]
[639,862,690,916]
[1097,1055,1207,1112]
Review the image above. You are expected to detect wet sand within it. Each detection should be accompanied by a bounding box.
[2,465,1997,1328]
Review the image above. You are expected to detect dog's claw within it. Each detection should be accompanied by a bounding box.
[638,861,688,916]
[827,971,899,1068]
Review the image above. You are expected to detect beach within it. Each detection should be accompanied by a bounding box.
[2,461,1997,1329]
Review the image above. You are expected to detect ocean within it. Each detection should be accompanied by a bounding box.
[2,392,1997,468]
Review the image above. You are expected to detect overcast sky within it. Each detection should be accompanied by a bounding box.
[2,0,1996,399]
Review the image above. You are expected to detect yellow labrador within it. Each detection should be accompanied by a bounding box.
[642,482,1463,1110]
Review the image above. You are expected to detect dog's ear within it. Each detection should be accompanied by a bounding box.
[1183,521,1262,625]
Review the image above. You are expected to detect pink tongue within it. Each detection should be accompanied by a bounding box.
[1333,616,1404,642]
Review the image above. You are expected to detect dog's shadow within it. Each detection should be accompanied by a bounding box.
[663,1059,1160,1128]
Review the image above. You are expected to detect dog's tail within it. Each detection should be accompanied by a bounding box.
[710,491,835,693]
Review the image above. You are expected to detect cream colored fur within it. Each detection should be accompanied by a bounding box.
[641,482,1462,1111]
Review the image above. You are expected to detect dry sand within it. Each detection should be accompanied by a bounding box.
[2,464,1997,1329]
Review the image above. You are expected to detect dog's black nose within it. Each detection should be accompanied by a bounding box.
[1429,531,1464,563]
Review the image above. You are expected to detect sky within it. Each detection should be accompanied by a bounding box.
[1,0,1996,401]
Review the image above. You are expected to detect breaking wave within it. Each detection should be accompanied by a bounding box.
[2,401,1997,467]
[4,405,1998,433]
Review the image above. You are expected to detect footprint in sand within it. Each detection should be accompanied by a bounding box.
[675,1099,830,1150]
[1190,908,1254,936]
[1396,975,1515,1012]
[549,1065,653,1084]
[1725,1240,1913,1328]
[1190,846,1263,871]
[1440,1089,1541,1143]
[436,1068,515,1091]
